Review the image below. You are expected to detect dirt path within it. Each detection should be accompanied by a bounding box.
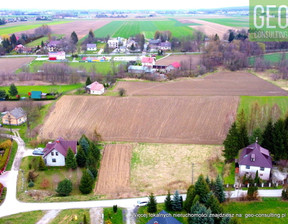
[89,208,103,224]
[35,210,61,224]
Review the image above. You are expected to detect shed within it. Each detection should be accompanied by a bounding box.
[31,91,42,99]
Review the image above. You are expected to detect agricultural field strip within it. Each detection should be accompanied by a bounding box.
[0,57,35,73]
[199,18,249,27]
[93,19,194,39]
[0,20,72,35]
[40,95,239,145]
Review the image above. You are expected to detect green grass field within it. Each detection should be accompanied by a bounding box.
[200,17,249,27]
[104,207,124,224]
[93,19,195,39]
[238,96,288,118]
[0,83,83,97]
[25,34,64,47]
[50,209,90,224]
[249,53,288,65]
[0,211,45,224]
[23,60,121,76]
[0,20,72,36]
[223,198,288,224]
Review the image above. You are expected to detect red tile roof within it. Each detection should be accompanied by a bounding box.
[87,81,104,91]
[141,57,154,63]
[43,137,77,158]
[171,62,181,68]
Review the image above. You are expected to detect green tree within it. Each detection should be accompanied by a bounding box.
[261,119,274,152]
[41,40,44,48]
[273,119,287,160]
[86,76,92,86]
[9,83,18,97]
[247,185,258,201]
[223,122,240,162]
[206,193,223,224]
[0,90,6,98]
[70,31,78,44]
[76,147,87,168]
[220,217,230,224]
[237,109,249,149]
[38,157,46,171]
[214,175,225,203]
[249,128,263,144]
[118,88,126,97]
[147,193,157,213]
[66,148,77,169]
[194,174,210,204]
[79,169,94,194]
[79,136,90,155]
[228,31,235,42]
[164,191,172,211]
[184,185,196,212]
[254,170,261,185]
[189,201,214,224]
[10,34,17,47]
[172,190,182,211]
[83,214,88,224]
[56,179,73,196]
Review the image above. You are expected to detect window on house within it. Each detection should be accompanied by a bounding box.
[56,152,58,156]
[260,174,263,176]
[246,165,250,169]
[260,167,265,171]
[51,152,54,156]
[52,158,56,163]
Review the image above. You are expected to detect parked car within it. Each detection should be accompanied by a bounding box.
[32,148,44,155]
[136,201,148,207]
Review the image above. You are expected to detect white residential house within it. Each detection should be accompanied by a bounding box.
[86,81,105,95]
[108,38,119,48]
[48,51,66,60]
[238,142,272,181]
[43,138,77,166]
[87,43,97,51]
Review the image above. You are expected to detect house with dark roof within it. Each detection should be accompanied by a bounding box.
[146,210,182,224]
[47,40,61,52]
[87,43,97,51]
[159,41,171,51]
[238,142,272,180]
[2,107,27,126]
[43,138,77,166]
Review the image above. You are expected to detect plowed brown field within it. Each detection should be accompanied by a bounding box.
[95,144,132,196]
[0,57,34,73]
[156,54,201,66]
[115,72,288,96]
[40,95,239,144]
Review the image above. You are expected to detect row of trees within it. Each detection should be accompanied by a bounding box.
[0,18,6,25]
[224,108,288,162]
[146,174,232,224]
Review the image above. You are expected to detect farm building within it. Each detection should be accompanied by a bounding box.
[86,81,105,95]
[48,51,66,60]
[87,43,97,51]
[128,65,155,74]
[29,91,46,99]
[14,44,32,54]
[2,107,27,126]
[146,210,182,224]
[43,137,77,166]
[166,62,181,72]
[238,142,272,181]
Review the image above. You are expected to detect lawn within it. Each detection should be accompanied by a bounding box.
[136,203,188,224]
[93,19,194,39]
[0,20,72,36]
[50,209,90,224]
[130,143,224,195]
[200,17,249,27]
[22,60,121,76]
[25,34,64,47]
[5,140,18,171]
[0,211,45,224]
[104,207,124,224]
[249,52,288,65]
[0,83,83,97]
[223,197,288,224]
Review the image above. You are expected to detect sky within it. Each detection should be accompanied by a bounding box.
[1,0,249,10]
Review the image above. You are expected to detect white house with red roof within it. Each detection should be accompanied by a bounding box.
[43,138,77,166]
[48,51,66,60]
[141,57,155,68]
[86,81,105,95]
[166,62,181,72]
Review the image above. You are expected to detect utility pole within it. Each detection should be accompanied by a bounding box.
[192,162,195,185]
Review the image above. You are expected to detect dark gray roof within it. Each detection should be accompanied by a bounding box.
[239,143,272,168]
[87,44,97,48]
[9,107,26,119]
[146,210,182,224]
[149,39,161,45]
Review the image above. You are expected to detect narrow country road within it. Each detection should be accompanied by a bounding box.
[0,130,283,221]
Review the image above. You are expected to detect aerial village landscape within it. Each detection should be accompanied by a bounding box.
[1,0,288,223]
